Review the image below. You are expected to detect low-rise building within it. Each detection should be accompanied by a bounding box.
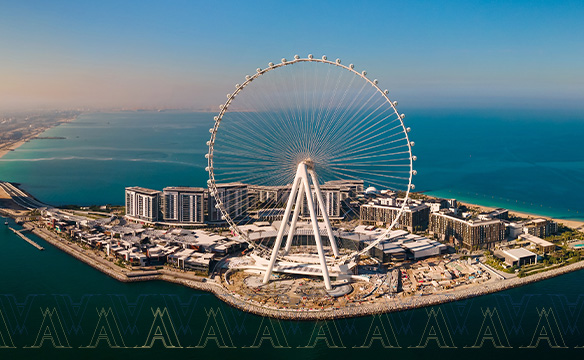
[352,227,447,263]
[423,198,449,213]
[479,208,509,220]
[208,182,248,223]
[168,249,215,273]
[524,219,558,238]
[248,185,290,209]
[506,222,524,239]
[301,183,342,220]
[518,233,556,253]
[498,248,537,267]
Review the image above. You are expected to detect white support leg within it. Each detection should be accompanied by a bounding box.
[299,164,332,290]
[261,160,334,291]
[283,184,303,254]
[262,174,301,284]
[309,169,339,258]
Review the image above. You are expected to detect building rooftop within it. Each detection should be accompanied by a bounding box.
[527,218,548,225]
[503,248,537,260]
[163,186,205,192]
[125,186,161,195]
[518,233,555,248]
[215,182,246,188]
[248,184,290,190]
[433,211,503,226]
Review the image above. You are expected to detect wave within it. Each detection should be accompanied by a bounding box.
[0,156,204,168]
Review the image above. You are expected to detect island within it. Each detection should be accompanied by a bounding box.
[2,181,583,320]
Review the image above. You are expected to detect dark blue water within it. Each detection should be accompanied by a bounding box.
[2,216,584,357]
[1,109,584,358]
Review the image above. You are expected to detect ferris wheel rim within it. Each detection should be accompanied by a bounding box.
[206,54,415,261]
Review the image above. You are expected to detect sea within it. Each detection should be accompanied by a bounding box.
[1,109,584,358]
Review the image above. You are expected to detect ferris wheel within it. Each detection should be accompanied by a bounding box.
[206,54,415,290]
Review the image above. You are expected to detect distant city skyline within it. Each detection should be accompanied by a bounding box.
[1,0,582,110]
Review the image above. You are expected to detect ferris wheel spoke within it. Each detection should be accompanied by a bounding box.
[334,137,410,162]
[330,114,402,155]
[317,84,375,147]
[329,151,411,163]
[324,93,394,148]
[223,110,289,153]
[328,125,407,161]
[330,141,410,161]
[321,87,386,146]
[327,162,411,169]
[315,70,362,147]
[231,82,303,147]
[324,167,404,191]
[328,166,411,182]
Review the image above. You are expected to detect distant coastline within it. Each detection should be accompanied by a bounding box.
[0,116,78,160]
[0,138,29,159]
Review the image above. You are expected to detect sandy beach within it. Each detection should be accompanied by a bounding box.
[0,116,77,160]
[0,138,29,159]
[457,200,584,232]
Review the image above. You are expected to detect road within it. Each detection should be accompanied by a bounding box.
[0,181,48,210]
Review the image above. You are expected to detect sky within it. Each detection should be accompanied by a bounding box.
[0,0,582,110]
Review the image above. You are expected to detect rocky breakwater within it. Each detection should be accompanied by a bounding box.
[201,261,584,321]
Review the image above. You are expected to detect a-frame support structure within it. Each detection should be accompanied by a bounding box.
[262,160,339,290]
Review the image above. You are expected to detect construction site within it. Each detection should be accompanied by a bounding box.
[219,252,495,311]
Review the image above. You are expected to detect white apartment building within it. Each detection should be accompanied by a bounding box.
[301,184,342,219]
[162,187,205,224]
[208,182,248,222]
[125,187,162,222]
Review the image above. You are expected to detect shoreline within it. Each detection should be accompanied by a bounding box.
[425,190,584,226]
[456,200,584,231]
[418,193,584,231]
[14,218,584,321]
[0,138,29,159]
[0,116,78,160]
[1,113,582,318]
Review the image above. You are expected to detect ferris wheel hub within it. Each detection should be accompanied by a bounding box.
[301,158,315,170]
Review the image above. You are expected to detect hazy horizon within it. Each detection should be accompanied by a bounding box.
[1,0,583,112]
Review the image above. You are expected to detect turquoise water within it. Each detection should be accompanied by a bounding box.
[1,109,584,357]
[412,108,584,221]
[0,112,209,205]
[0,109,582,220]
